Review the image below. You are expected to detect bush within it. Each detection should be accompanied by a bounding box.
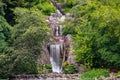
[0,54,10,79]
[44,64,52,69]
[37,2,56,15]
[38,64,52,74]
[64,0,120,69]
[12,53,38,74]
[80,69,109,80]
[114,71,120,77]
[63,64,78,74]
[63,0,76,12]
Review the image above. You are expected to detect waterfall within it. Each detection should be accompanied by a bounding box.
[55,25,63,36]
[59,25,62,36]
[48,10,67,73]
[55,26,59,36]
[50,44,62,73]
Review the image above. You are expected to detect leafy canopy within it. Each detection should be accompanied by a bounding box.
[63,0,120,69]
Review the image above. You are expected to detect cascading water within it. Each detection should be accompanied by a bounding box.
[49,24,64,73]
[50,44,62,73]
[58,25,62,36]
[48,11,66,73]
[48,7,75,73]
[55,26,59,36]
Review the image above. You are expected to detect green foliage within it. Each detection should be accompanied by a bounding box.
[43,64,52,69]
[0,54,11,79]
[3,0,40,8]
[0,15,13,79]
[13,7,50,51]
[11,51,38,74]
[0,0,52,78]
[1,0,120,78]
[56,0,76,12]
[10,7,50,75]
[63,19,77,35]
[63,0,76,12]
[114,71,120,77]
[64,0,120,69]
[63,64,78,74]
[80,69,109,80]
[38,64,52,74]
[2,0,41,25]
[0,16,12,52]
[36,2,56,15]
[0,1,5,16]
[99,0,120,8]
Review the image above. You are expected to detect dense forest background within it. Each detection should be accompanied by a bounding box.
[0,0,120,79]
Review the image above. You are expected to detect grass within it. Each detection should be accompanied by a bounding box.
[80,69,109,80]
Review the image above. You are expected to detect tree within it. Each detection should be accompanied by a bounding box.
[0,1,5,16]
[2,0,41,25]
[11,50,38,74]
[11,7,50,74]
[0,54,11,79]
[36,1,56,15]
[0,16,12,53]
[0,16,13,79]
[63,0,120,69]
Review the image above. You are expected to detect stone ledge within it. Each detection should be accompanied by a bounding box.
[10,73,80,80]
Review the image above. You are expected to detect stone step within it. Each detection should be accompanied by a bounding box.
[11,73,80,80]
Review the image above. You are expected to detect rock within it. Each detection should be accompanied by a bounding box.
[11,73,80,80]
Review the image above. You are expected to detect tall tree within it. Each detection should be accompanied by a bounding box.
[2,0,41,25]
[0,1,5,16]
[11,7,50,74]
[0,16,12,53]
[0,16,13,79]
[63,0,120,69]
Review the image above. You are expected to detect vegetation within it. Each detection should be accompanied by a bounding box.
[38,64,52,74]
[63,0,120,69]
[0,16,12,52]
[114,71,120,77]
[57,0,76,12]
[0,0,50,78]
[0,0,120,79]
[36,2,56,15]
[63,64,78,74]
[80,69,109,80]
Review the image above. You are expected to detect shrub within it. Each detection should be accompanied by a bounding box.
[37,2,56,15]
[114,71,120,77]
[38,64,52,74]
[43,64,52,69]
[12,53,38,74]
[80,69,109,80]
[63,0,120,69]
[63,64,78,74]
[0,54,10,79]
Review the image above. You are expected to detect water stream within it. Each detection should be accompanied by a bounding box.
[50,44,62,73]
[48,10,66,73]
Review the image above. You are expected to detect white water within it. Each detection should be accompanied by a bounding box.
[50,44,62,73]
[59,25,62,36]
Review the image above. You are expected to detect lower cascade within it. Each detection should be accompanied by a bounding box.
[50,44,62,73]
